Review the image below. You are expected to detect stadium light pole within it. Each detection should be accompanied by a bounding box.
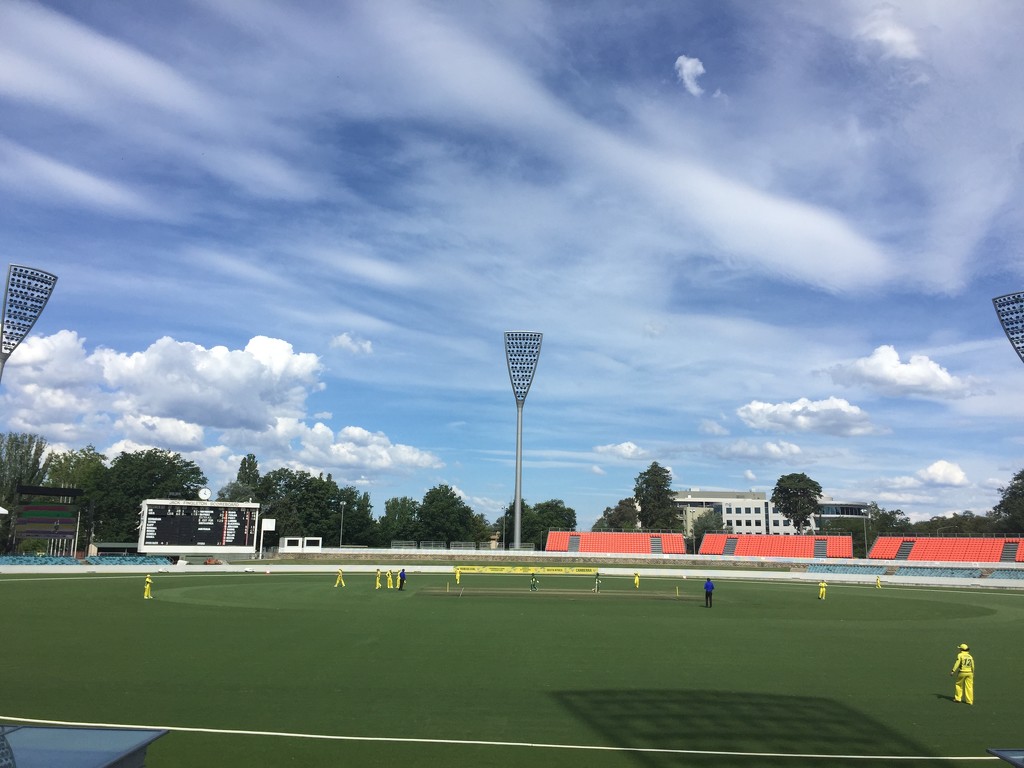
[1,264,58,385]
[338,501,346,547]
[504,331,543,550]
[993,292,1024,366]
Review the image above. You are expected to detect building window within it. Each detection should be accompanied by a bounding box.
[755,519,761,526]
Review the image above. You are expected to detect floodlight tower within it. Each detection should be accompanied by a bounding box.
[1,264,58,384]
[504,331,543,550]
[993,292,1024,366]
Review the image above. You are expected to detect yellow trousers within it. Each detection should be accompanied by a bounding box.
[953,674,974,705]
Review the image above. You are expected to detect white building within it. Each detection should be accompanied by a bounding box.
[671,488,868,535]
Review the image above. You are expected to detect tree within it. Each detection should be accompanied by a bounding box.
[377,496,421,545]
[90,449,207,542]
[237,453,259,487]
[254,468,356,547]
[417,484,478,543]
[496,499,575,549]
[634,462,676,529]
[865,502,911,536]
[0,433,52,551]
[989,468,1024,533]
[339,489,376,547]
[45,445,108,548]
[592,498,639,531]
[219,453,260,501]
[771,473,822,533]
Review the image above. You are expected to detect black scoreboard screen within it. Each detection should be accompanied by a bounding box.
[139,500,259,554]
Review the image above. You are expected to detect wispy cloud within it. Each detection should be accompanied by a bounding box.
[674,54,706,96]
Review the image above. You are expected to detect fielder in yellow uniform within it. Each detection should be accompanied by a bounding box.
[455,566,461,585]
[950,643,974,705]
[876,576,882,589]
[334,568,345,588]
[375,569,381,589]
[634,572,640,589]
[818,580,827,600]
[143,574,153,600]
[386,570,394,589]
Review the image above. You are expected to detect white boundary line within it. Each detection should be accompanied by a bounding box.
[0,715,997,761]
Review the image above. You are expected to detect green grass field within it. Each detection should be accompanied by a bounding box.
[3,569,1021,767]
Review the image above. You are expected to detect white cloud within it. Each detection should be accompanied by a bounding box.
[737,397,879,437]
[94,335,322,430]
[707,440,802,461]
[855,6,921,60]
[829,345,974,398]
[2,332,441,485]
[594,441,649,460]
[590,465,606,476]
[881,460,969,491]
[330,332,374,355]
[917,459,968,487]
[699,418,729,436]
[743,469,757,482]
[674,54,706,96]
[116,413,205,450]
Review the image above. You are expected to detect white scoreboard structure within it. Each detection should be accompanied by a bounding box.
[138,497,260,556]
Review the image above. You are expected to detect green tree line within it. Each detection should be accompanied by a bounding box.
[0,432,578,552]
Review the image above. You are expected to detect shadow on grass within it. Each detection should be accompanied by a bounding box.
[552,689,936,768]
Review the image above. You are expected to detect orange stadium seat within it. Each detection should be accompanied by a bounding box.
[545,531,571,552]
[699,534,729,555]
[871,536,1022,563]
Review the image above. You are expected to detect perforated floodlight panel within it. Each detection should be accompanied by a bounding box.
[993,292,1024,365]
[504,331,543,403]
[1,264,58,359]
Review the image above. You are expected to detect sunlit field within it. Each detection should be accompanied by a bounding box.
[3,569,1021,767]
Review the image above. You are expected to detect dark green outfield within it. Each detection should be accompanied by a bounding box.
[2,571,1021,767]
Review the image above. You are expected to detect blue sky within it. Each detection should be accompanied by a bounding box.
[2,0,1023,529]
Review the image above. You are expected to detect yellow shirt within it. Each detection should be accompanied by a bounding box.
[951,651,974,676]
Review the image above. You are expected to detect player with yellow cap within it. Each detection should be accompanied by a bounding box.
[950,643,974,705]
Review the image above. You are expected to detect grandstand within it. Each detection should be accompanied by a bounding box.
[545,531,686,554]
[868,536,1024,563]
[698,533,852,558]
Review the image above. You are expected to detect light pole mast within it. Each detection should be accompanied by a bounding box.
[1,264,58,384]
[993,292,1024,365]
[504,331,543,550]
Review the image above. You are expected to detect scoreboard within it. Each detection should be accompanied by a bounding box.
[138,499,260,555]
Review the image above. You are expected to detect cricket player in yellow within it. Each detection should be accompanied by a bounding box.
[455,566,461,585]
[334,568,345,588]
[876,576,882,589]
[818,580,827,600]
[634,572,640,589]
[386,569,394,589]
[950,643,974,705]
[143,574,153,600]
[375,569,381,590]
